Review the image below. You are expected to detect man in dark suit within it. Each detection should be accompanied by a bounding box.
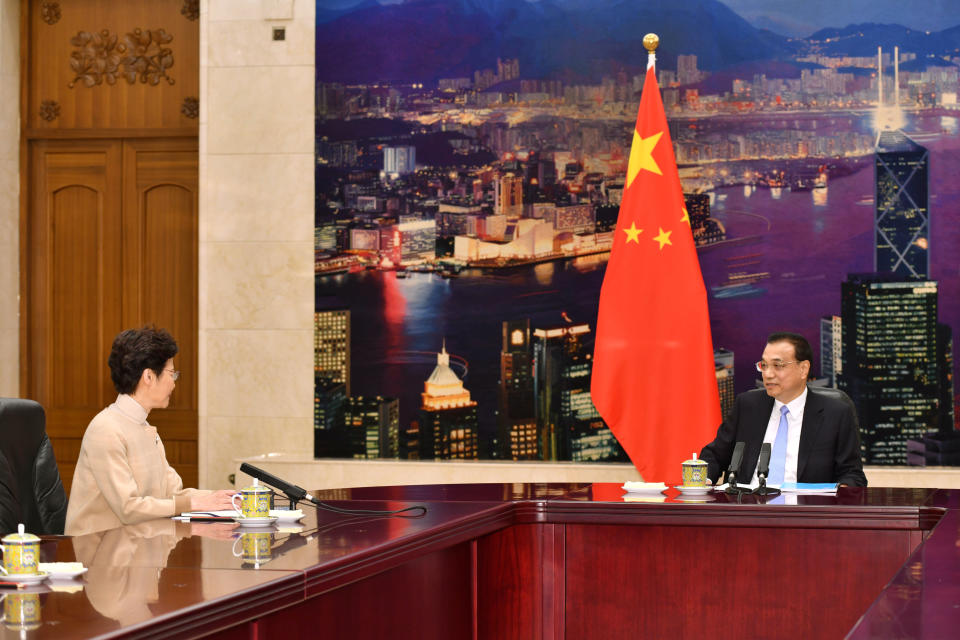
[700,332,867,487]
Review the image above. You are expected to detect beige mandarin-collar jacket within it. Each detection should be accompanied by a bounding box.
[65,394,206,536]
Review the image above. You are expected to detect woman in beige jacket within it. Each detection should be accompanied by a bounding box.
[65,327,234,536]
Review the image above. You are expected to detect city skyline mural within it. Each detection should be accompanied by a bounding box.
[314,0,960,467]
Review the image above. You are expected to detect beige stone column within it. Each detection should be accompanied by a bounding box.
[0,0,19,397]
[199,0,315,487]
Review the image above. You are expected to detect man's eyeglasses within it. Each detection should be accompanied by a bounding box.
[165,368,180,381]
[755,361,797,373]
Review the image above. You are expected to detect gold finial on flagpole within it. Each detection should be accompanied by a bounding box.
[643,33,659,53]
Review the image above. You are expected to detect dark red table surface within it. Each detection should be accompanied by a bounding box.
[311,482,593,502]
[8,484,960,639]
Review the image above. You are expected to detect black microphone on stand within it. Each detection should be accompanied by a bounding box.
[724,442,747,494]
[752,442,781,496]
[240,463,321,507]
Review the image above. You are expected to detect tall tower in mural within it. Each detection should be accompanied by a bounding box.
[840,274,940,464]
[345,396,399,459]
[875,130,929,278]
[418,343,479,459]
[314,301,350,457]
[498,319,538,460]
[494,173,524,217]
[714,349,735,420]
[532,322,623,462]
[820,315,842,389]
[314,303,350,393]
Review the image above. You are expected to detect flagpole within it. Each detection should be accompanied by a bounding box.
[591,28,721,482]
[644,33,658,70]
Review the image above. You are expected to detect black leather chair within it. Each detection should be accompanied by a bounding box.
[0,399,68,535]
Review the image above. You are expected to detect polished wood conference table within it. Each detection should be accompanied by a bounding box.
[3,483,957,639]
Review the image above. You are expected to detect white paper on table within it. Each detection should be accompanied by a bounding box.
[621,481,669,493]
[715,482,836,496]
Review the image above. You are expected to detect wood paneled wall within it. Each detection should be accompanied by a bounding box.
[21,0,200,493]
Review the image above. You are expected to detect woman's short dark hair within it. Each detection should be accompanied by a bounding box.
[766,331,813,365]
[108,327,179,394]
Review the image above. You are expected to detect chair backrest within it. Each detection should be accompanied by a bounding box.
[0,398,68,535]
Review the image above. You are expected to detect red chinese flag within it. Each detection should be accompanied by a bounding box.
[591,62,721,483]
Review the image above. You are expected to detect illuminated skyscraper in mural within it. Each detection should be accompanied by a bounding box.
[533,323,624,462]
[383,146,416,177]
[684,193,726,247]
[938,324,956,431]
[676,54,700,85]
[906,323,957,465]
[498,319,538,460]
[314,301,350,394]
[494,173,523,217]
[875,131,929,278]
[714,349,734,420]
[345,396,399,459]
[418,344,479,459]
[314,301,351,456]
[397,217,437,263]
[314,377,347,457]
[840,274,940,464]
[820,315,842,388]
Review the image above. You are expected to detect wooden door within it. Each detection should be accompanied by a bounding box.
[26,138,198,492]
[21,0,200,494]
[121,138,199,488]
[26,140,122,490]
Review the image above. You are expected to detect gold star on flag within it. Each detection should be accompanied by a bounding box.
[653,227,672,250]
[626,130,663,188]
[680,207,690,225]
[622,222,643,243]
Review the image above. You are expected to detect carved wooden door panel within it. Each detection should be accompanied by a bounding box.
[24,0,199,136]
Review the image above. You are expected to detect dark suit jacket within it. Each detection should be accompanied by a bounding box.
[699,386,868,487]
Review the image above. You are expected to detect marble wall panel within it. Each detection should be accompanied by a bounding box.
[0,0,16,76]
[202,241,313,330]
[0,330,16,397]
[207,20,313,68]
[0,0,17,396]
[206,66,314,154]
[202,154,314,243]
[203,416,311,487]
[199,0,315,488]
[203,329,313,421]
[208,0,312,23]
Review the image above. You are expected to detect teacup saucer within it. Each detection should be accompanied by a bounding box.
[39,563,88,580]
[1,571,49,584]
[269,509,305,523]
[672,494,716,503]
[674,485,711,495]
[233,516,278,527]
